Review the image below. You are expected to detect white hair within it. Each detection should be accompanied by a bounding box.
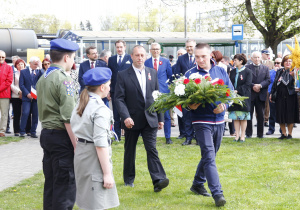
[251,51,261,58]
[151,42,161,49]
[29,56,40,62]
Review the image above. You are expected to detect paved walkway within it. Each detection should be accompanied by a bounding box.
[1,112,300,192]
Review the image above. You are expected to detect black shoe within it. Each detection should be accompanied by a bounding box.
[293,124,297,128]
[264,122,269,127]
[254,124,257,127]
[213,194,226,207]
[31,134,38,138]
[166,138,173,144]
[182,139,191,145]
[154,178,169,192]
[190,184,211,197]
[171,123,176,127]
[246,135,252,138]
[257,135,263,138]
[266,131,274,135]
[5,130,11,134]
[177,135,185,139]
[20,134,26,137]
[27,133,31,136]
[125,183,134,187]
[14,133,20,136]
[287,134,292,139]
[278,134,287,139]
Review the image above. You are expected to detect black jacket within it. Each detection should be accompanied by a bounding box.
[228,67,252,112]
[271,68,296,97]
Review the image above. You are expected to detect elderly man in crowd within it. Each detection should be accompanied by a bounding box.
[0,50,13,137]
[246,51,270,138]
[19,56,43,138]
[99,49,112,66]
[266,57,282,135]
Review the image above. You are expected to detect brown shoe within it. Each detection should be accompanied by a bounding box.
[0,133,5,137]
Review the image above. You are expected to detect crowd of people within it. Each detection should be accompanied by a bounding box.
[0,38,299,209]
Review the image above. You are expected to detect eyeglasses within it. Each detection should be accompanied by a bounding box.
[275,62,281,64]
[0,56,5,59]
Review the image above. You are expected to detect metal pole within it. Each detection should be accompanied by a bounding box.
[184,0,187,38]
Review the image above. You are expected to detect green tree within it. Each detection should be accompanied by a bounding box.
[111,13,138,31]
[60,21,72,30]
[222,0,300,56]
[18,14,60,33]
[86,20,93,31]
[80,21,85,30]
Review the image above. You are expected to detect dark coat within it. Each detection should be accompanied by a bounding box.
[246,63,270,102]
[174,53,196,76]
[228,67,252,112]
[271,68,296,97]
[19,67,42,102]
[114,66,163,130]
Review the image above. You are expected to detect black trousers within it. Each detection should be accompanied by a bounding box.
[123,123,166,185]
[246,97,265,137]
[11,98,31,134]
[40,129,76,210]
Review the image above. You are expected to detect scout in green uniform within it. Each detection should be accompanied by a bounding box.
[36,39,79,210]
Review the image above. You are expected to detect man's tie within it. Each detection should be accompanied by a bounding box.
[189,55,193,67]
[118,55,122,66]
[91,61,94,69]
[154,59,158,71]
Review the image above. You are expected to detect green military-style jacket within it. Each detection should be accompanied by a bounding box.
[36,64,76,130]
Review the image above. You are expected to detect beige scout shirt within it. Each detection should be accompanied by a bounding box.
[36,64,76,130]
[70,92,114,147]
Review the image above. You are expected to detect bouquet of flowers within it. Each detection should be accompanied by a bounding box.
[149,73,248,113]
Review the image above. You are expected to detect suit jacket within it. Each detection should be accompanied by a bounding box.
[174,53,196,76]
[228,67,252,112]
[19,67,43,102]
[144,57,172,93]
[108,54,132,93]
[79,60,106,92]
[114,66,164,130]
[245,63,270,102]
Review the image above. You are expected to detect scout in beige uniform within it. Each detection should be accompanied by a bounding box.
[36,39,79,210]
[71,67,119,210]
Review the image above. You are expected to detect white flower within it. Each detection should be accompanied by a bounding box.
[152,90,161,101]
[174,84,186,96]
[189,73,202,80]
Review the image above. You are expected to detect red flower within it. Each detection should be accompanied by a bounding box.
[194,78,201,84]
[226,89,230,97]
[218,79,224,86]
[183,79,190,84]
[159,61,162,65]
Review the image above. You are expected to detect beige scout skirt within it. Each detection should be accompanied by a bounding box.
[74,142,119,210]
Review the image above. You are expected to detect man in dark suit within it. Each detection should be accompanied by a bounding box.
[98,49,111,67]
[246,51,270,138]
[145,42,173,144]
[79,46,106,92]
[108,40,133,141]
[114,45,169,192]
[175,39,197,145]
[19,56,43,138]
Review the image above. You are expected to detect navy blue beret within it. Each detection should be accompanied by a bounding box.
[83,67,112,86]
[50,39,79,51]
[261,49,270,54]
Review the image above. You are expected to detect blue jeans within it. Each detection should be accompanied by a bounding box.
[192,123,224,196]
[163,110,171,138]
[268,101,276,133]
[20,100,38,135]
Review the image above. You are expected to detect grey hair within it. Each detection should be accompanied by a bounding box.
[251,51,261,58]
[131,45,146,55]
[151,42,161,49]
[99,49,111,58]
[12,55,20,60]
[29,56,40,62]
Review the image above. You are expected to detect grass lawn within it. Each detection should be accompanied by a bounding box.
[0,137,300,209]
[0,136,24,146]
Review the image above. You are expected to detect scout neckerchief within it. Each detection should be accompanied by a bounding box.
[44,66,60,78]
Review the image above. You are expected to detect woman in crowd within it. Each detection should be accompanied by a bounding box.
[70,68,119,210]
[228,54,252,142]
[211,50,228,71]
[10,59,31,136]
[41,58,51,74]
[270,55,299,139]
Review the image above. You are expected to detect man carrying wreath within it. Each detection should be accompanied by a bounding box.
[185,43,234,207]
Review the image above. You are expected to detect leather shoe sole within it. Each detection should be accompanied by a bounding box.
[154,178,169,192]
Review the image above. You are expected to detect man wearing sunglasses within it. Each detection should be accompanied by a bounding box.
[266,57,282,135]
[0,50,13,137]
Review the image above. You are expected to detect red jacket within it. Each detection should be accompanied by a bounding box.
[0,62,13,98]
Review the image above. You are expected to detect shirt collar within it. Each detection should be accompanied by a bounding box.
[132,64,145,73]
[196,59,215,73]
[88,92,104,104]
[152,56,160,61]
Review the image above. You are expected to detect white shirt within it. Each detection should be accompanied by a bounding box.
[132,64,146,100]
[189,54,195,62]
[117,53,125,64]
[89,60,96,68]
[152,56,160,71]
